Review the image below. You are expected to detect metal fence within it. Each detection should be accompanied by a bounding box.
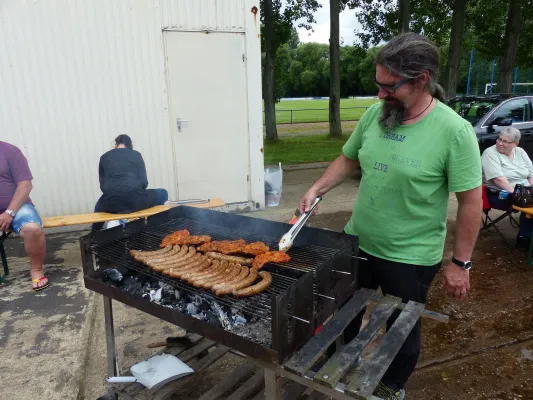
[263,106,370,125]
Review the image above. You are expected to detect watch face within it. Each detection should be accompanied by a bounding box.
[464,261,472,270]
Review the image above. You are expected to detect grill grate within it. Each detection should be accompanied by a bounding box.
[90,217,344,320]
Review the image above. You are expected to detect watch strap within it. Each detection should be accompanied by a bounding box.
[5,209,16,218]
[452,256,472,270]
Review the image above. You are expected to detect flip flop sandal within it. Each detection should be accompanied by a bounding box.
[32,276,49,291]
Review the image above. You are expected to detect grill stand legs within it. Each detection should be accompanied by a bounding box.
[103,296,120,377]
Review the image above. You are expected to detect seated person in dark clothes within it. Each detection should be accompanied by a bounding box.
[481,127,533,243]
[92,135,169,230]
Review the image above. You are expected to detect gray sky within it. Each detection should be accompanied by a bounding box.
[295,3,363,45]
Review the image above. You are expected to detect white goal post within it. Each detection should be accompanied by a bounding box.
[485,83,533,94]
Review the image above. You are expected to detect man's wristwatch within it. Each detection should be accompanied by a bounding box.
[452,256,472,271]
[5,210,16,218]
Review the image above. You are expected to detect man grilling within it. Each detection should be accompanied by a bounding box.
[299,33,482,400]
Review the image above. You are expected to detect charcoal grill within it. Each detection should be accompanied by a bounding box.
[80,206,359,366]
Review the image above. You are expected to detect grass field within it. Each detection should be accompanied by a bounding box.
[265,98,379,124]
[264,133,350,165]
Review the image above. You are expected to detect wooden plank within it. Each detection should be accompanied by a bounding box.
[117,334,203,396]
[191,345,231,373]
[281,381,308,400]
[41,198,224,228]
[283,289,374,376]
[225,369,265,400]
[178,338,217,363]
[314,296,400,388]
[306,391,329,400]
[251,390,265,400]
[264,369,282,400]
[197,363,257,400]
[149,346,230,400]
[345,301,425,399]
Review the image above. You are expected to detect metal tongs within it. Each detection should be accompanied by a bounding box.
[278,196,322,252]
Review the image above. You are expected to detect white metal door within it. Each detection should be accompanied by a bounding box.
[165,31,249,203]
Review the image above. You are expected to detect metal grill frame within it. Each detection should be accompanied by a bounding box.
[80,206,359,365]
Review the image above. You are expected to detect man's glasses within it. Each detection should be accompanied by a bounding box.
[373,76,411,93]
[496,137,516,145]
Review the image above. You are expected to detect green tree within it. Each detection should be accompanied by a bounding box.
[329,0,342,137]
[261,0,320,141]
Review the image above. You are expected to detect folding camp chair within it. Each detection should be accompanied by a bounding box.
[481,185,519,247]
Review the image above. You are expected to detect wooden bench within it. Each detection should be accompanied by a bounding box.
[0,198,224,283]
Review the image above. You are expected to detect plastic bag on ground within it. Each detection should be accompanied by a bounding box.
[265,162,283,207]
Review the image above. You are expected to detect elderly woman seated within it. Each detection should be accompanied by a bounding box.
[481,127,533,244]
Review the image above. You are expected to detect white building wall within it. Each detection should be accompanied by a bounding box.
[0,0,263,219]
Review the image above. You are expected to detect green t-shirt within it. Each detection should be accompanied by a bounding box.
[342,100,482,266]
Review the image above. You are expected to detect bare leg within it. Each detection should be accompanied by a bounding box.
[19,223,47,289]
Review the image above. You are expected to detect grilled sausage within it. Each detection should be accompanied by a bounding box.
[195,266,233,289]
[134,245,182,262]
[224,268,258,293]
[130,245,173,258]
[212,265,248,293]
[206,252,253,266]
[212,265,249,289]
[146,249,197,272]
[200,264,240,289]
[168,257,210,278]
[140,245,186,263]
[152,246,197,265]
[213,266,251,295]
[186,261,225,283]
[233,271,272,297]
[193,262,234,288]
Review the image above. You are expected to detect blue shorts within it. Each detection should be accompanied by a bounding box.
[9,203,43,235]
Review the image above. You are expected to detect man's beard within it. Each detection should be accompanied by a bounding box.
[379,97,407,130]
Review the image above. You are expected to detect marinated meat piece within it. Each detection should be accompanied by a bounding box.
[197,240,246,254]
[184,235,212,245]
[252,251,291,270]
[160,230,211,247]
[240,242,270,256]
[160,230,190,248]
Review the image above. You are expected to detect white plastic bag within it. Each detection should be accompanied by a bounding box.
[265,162,283,207]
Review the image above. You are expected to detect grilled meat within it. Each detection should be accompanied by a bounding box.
[197,240,246,254]
[160,230,212,247]
[252,251,291,270]
[240,242,270,256]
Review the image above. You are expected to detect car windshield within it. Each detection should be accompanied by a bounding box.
[447,99,498,126]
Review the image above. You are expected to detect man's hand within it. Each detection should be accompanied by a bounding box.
[442,262,470,299]
[299,188,320,215]
[0,212,13,232]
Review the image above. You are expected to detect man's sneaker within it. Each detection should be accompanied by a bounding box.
[373,381,405,400]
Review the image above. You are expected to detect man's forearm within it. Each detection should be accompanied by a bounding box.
[493,176,514,193]
[7,181,32,213]
[310,154,360,196]
[454,200,481,262]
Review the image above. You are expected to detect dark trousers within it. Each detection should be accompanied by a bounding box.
[485,190,533,238]
[92,188,169,230]
[330,247,440,389]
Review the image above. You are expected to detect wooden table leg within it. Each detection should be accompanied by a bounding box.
[264,369,282,400]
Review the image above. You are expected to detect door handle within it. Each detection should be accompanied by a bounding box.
[523,131,532,135]
[176,118,189,132]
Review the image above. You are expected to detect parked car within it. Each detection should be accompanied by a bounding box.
[447,94,533,157]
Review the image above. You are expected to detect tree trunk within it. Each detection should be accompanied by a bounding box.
[443,0,467,100]
[329,0,342,138]
[263,0,278,141]
[497,0,522,94]
[398,0,410,33]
